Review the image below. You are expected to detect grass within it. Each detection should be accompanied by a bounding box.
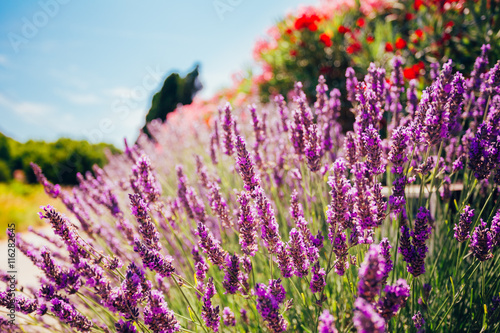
[0,181,66,238]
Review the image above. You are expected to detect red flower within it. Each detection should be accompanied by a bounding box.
[338,25,350,34]
[285,28,293,35]
[385,42,394,52]
[346,42,361,54]
[366,35,375,43]
[414,0,424,10]
[403,67,417,80]
[445,21,454,28]
[405,13,415,20]
[308,23,318,32]
[415,29,424,38]
[356,18,365,27]
[319,33,333,47]
[294,13,321,31]
[395,37,407,49]
[290,49,297,57]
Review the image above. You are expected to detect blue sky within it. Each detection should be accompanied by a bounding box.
[0,0,318,147]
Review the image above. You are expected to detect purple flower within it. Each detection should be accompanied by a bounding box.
[115,320,138,333]
[30,163,61,198]
[377,279,410,320]
[399,208,432,276]
[454,205,474,242]
[326,159,352,240]
[50,298,93,332]
[358,243,387,303]
[276,94,289,132]
[209,182,232,228]
[130,155,162,204]
[318,310,338,333]
[254,282,288,333]
[201,278,220,332]
[305,124,322,172]
[491,210,500,247]
[254,187,283,254]
[237,191,258,256]
[470,220,493,261]
[235,135,261,194]
[310,261,326,293]
[412,311,425,333]
[353,298,385,333]
[468,44,491,92]
[287,228,310,277]
[134,239,175,278]
[221,102,235,156]
[223,253,241,294]
[276,243,293,278]
[346,67,359,103]
[144,290,180,333]
[379,238,393,286]
[223,307,236,327]
[176,165,194,219]
[362,125,385,176]
[197,222,227,267]
[129,193,161,251]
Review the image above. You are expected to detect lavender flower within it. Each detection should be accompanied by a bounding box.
[287,228,310,277]
[254,282,288,333]
[115,320,138,333]
[310,261,326,293]
[30,163,61,198]
[326,159,352,240]
[254,187,282,254]
[223,253,241,294]
[412,311,425,333]
[209,182,232,228]
[491,210,500,247]
[353,298,385,333]
[276,243,293,278]
[176,165,194,219]
[358,243,387,303]
[134,239,175,278]
[129,193,161,251]
[237,191,258,256]
[407,79,419,117]
[50,298,93,332]
[379,238,393,286]
[399,208,432,276]
[144,290,180,333]
[197,222,227,267]
[276,94,289,132]
[362,125,385,176]
[318,310,338,333]
[130,155,162,204]
[235,135,261,194]
[223,307,236,327]
[377,279,410,320]
[469,44,491,92]
[201,278,220,332]
[454,205,474,242]
[315,75,329,115]
[221,102,235,156]
[305,124,321,172]
[470,220,493,261]
[346,67,359,103]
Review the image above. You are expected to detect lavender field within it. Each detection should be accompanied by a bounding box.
[1,1,500,332]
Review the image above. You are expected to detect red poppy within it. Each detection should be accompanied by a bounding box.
[403,67,418,79]
[338,25,350,34]
[366,35,375,43]
[385,42,394,52]
[415,29,424,38]
[346,42,362,54]
[319,33,332,47]
[290,49,297,57]
[414,0,424,10]
[356,18,365,27]
[294,13,321,32]
[405,13,415,21]
[445,21,454,28]
[309,23,318,31]
[395,37,407,49]
[285,28,293,35]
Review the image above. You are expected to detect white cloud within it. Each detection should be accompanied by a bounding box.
[0,93,54,118]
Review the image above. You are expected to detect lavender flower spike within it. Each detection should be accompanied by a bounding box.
[31,163,61,198]
[358,243,387,303]
[491,210,500,247]
[144,290,181,333]
[470,220,493,261]
[254,282,288,333]
[254,187,283,254]
[287,228,310,277]
[221,102,236,156]
[237,191,258,256]
[201,278,220,332]
[412,311,425,333]
[318,310,338,333]
[129,193,161,251]
[377,279,410,320]
[454,205,474,242]
[223,253,241,294]
[235,135,261,194]
[223,307,236,327]
[353,298,385,333]
[310,261,326,293]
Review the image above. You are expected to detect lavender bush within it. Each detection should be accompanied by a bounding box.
[2,46,500,332]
